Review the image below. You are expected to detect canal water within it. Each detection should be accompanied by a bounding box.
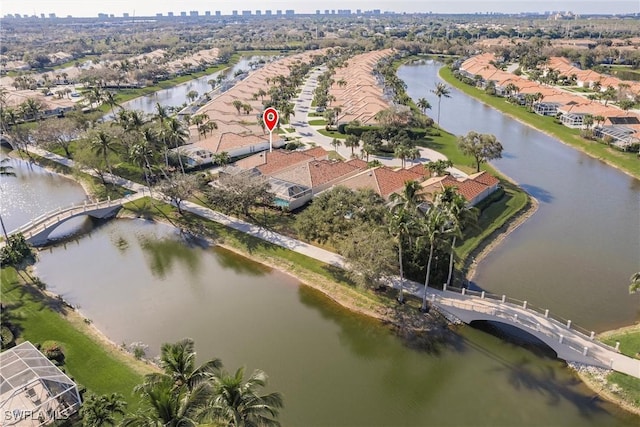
[118,56,269,115]
[1,155,635,426]
[398,60,640,332]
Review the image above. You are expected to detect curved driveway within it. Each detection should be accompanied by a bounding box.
[289,67,467,177]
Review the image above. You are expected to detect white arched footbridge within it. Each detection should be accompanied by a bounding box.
[8,193,144,246]
[419,284,640,378]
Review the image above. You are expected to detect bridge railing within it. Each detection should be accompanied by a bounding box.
[9,195,134,238]
[433,295,608,362]
[439,285,620,356]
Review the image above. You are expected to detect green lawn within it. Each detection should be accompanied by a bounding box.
[308,119,327,126]
[1,267,150,410]
[455,180,529,265]
[317,129,347,139]
[601,328,640,359]
[439,66,640,179]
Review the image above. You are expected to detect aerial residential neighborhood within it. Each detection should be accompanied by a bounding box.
[1,1,639,426]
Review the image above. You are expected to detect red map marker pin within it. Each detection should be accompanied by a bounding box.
[263,107,279,133]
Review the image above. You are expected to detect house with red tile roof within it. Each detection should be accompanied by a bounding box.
[420,172,500,207]
[336,166,425,200]
[272,158,368,195]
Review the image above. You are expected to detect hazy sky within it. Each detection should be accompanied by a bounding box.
[2,0,638,17]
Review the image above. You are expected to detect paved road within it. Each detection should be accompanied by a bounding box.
[288,67,468,178]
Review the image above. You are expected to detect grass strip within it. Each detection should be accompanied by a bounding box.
[1,267,153,410]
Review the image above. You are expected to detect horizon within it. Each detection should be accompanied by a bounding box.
[2,1,639,18]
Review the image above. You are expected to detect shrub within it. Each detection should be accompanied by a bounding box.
[41,340,65,364]
[0,234,35,267]
[1,326,15,349]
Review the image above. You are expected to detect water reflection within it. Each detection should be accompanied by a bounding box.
[138,236,203,279]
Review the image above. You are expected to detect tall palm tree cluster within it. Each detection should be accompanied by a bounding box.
[79,102,191,188]
[375,55,411,106]
[387,182,477,308]
[120,339,283,427]
[312,46,359,110]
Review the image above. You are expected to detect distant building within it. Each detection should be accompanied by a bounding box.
[285,9,294,15]
[255,10,261,16]
[276,10,282,15]
[356,9,362,14]
[180,11,187,17]
[168,12,174,17]
[325,9,330,14]
[123,12,129,18]
[156,13,163,17]
[215,11,221,16]
[242,10,251,16]
[316,10,321,14]
[189,11,198,17]
[232,10,238,16]
[265,10,272,16]
[40,13,45,18]
[48,13,56,18]
[205,11,211,16]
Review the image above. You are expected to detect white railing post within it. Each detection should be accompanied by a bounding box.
[431,294,435,302]
[590,331,595,340]
[582,347,588,356]
[610,359,614,368]
[523,301,527,309]
[544,309,549,318]
[559,335,564,344]
[481,291,485,299]
[461,288,466,295]
[501,295,506,303]
[566,320,572,329]
[443,283,447,292]
[514,314,518,322]
[615,342,620,352]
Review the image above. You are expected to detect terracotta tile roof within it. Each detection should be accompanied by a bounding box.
[345,158,369,169]
[338,166,423,199]
[468,171,500,187]
[272,159,363,188]
[235,147,328,176]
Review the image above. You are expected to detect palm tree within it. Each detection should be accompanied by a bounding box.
[344,134,360,156]
[90,130,119,175]
[630,272,640,294]
[387,181,423,303]
[165,117,188,173]
[232,100,243,114]
[426,159,453,177]
[432,82,451,126]
[418,206,448,310]
[200,367,284,427]
[103,91,121,117]
[79,393,127,427]
[582,114,594,129]
[186,90,199,103]
[330,138,342,153]
[435,187,477,287]
[123,376,209,427]
[394,144,410,168]
[151,338,222,392]
[130,138,155,192]
[416,97,431,115]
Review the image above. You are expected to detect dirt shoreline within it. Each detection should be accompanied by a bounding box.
[465,194,539,282]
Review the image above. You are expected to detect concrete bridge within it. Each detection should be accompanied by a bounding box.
[421,284,640,378]
[9,193,144,246]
